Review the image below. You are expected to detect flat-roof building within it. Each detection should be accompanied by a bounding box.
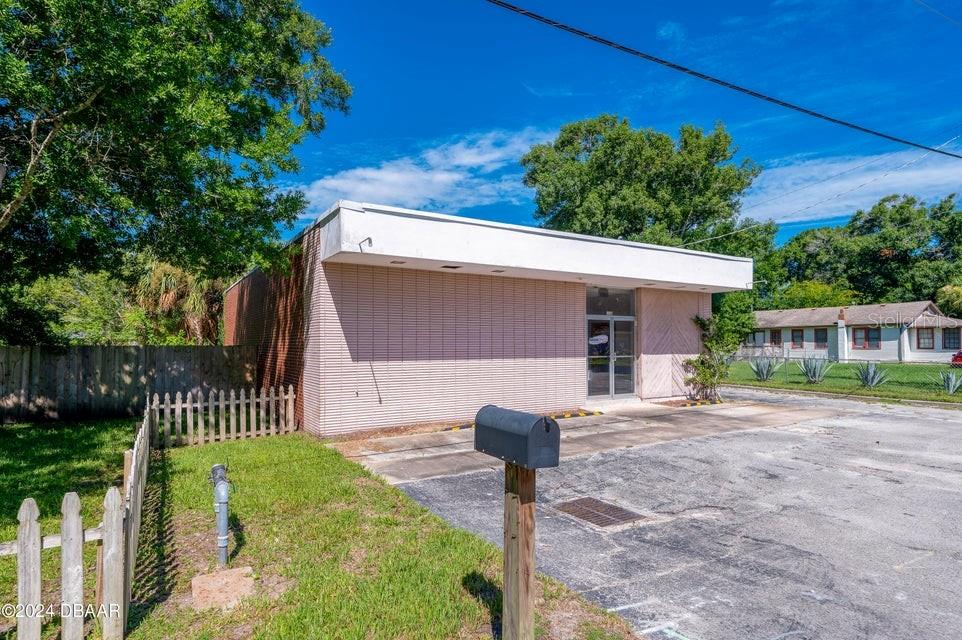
[224,201,754,435]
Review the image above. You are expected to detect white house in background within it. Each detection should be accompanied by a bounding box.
[743,301,962,363]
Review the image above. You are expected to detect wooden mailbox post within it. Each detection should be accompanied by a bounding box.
[474,405,560,640]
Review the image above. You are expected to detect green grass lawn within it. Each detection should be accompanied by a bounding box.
[126,434,634,639]
[0,418,136,637]
[726,360,962,403]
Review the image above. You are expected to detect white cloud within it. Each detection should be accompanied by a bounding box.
[743,147,962,223]
[298,128,550,216]
[656,21,686,45]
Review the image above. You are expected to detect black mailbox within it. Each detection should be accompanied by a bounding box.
[474,405,560,470]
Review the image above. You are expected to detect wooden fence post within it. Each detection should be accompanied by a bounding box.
[16,498,41,640]
[101,487,124,639]
[124,448,133,485]
[269,386,276,435]
[229,389,237,440]
[239,388,247,438]
[186,392,194,445]
[259,388,267,437]
[197,390,206,444]
[150,393,160,447]
[175,391,183,446]
[287,385,295,432]
[503,463,536,640]
[219,389,226,442]
[163,392,171,448]
[207,389,216,444]
[279,386,287,433]
[61,493,84,640]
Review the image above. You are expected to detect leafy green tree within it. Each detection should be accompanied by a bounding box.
[683,292,756,400]
[26,270,150,344]
[1,0,351,280]
[521,114,776,258]
[709,291,757,353]
[777,195,961,304]
[935,283,962,318]
[769,280,857,310]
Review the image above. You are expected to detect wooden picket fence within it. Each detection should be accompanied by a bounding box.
[151,385,296,448]
[0,404,152,639]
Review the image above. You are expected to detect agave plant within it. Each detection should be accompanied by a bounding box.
[796,357,833,384]
[856,362,888,388]
[749,357,782,381]
[940,371,962,394]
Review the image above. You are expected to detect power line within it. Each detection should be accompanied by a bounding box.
[740,154,893,214]
[483,0,962,160]
[681,132,961,247]
[741,120,962,213]
[912,0,962,30]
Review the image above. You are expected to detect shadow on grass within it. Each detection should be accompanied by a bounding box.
[127,449,176,632]
[0,419,134,525]
[228,512,246,562]
[463,571,502,639]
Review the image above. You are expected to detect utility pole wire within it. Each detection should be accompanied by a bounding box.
[742,120,962,213]
[912,0,962,30]
[483,0,962,160]
[681,132,961,247]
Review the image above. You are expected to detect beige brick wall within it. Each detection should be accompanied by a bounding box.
[301,257,587,436]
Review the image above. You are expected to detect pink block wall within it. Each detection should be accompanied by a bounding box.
[301,257,588,436]
[636,288,711,398]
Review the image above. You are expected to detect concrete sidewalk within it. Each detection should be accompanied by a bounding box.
[329,399,841,484]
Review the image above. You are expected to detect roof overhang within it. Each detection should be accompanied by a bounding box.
[303,201,754,293]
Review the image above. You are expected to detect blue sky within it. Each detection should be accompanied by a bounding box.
[288,0,962,245]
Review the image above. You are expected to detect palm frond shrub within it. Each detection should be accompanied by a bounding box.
[796,357,833,384]
[855,362,888,388]
[749,357,782,381]
[940,371,962,394]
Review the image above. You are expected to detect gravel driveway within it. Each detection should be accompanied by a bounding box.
[399,389,962,640]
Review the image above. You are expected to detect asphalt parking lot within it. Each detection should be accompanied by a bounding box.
[395,389,962,639]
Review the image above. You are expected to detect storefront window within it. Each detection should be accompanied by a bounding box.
[587,287,634,316]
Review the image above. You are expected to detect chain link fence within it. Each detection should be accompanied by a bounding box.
[727,354,962,401]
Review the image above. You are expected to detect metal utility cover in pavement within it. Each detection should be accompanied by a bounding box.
[554,497,645,528]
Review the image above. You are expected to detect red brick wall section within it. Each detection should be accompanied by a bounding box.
[223,249,305,429]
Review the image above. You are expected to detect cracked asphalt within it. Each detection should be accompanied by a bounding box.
[398,389,962,640]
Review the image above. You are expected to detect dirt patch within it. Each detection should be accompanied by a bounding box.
[340,546,372,577]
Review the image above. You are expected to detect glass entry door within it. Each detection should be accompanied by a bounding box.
[587,316,635,397]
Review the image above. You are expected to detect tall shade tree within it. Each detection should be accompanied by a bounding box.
[778,195,961,304]
[768,280,857,310]
[521,115,775,258]
[935,283,962,319]
[0,0,351,278]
